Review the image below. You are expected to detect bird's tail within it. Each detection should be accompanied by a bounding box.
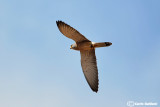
[93,42,112,48]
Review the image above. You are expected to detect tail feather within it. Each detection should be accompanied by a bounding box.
[93,42,112,48]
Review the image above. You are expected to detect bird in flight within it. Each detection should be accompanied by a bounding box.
[56,21,112,92]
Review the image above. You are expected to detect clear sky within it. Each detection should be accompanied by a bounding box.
[0,0,160,107]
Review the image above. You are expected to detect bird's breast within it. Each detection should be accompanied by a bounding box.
[77,42,93,50]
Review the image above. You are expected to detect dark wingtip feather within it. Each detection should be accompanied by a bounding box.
[56,20,69,28]
[56,20,71,26]
[56,20,63,26]
[56,20,61,27]
[91,85,98,93]
[94,89,98,93]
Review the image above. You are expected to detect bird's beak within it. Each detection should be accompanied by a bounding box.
[70,46,72,49]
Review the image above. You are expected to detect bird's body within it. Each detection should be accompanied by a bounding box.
[71,42,93,50]
[71,41,112,51]
[56,21,112,92]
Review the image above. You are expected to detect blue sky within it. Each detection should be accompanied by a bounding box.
[0,0,160,107]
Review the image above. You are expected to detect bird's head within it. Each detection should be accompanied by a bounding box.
[70,43,78,50]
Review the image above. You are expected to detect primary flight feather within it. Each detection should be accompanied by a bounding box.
[56,20,112,92]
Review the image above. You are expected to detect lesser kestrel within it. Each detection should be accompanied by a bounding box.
[56,21,112,92]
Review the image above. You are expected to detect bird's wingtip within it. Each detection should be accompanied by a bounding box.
[56,20,64,26]
[94,90,98,93]
[56,20,60,25]
[56,20,62,23]
[92,87,98,93]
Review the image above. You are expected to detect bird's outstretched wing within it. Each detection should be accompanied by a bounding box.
[56,21,90,43]
[80,49,99,92]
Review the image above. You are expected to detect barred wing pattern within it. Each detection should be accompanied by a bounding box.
[80,49,99,92]
[56,21,90,43]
